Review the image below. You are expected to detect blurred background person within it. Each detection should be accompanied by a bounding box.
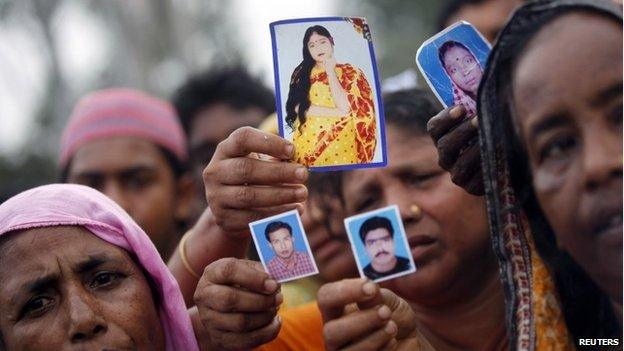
[172,66,275,216]
[59,88,195,259]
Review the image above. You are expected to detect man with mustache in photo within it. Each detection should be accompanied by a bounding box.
[360,216,412,280]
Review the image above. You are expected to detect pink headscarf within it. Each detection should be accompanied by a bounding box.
[59,88,188,168]
[0,184,199,351]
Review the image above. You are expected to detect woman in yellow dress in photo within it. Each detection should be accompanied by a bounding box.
[285,25,377,167]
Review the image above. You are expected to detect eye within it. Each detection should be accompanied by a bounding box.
[125,173,153,191]
[400,171,442,188]
[450,68,457,74]
[355,197,377,212]
[539,135,577,162]
[21,295,55,319]
[89,271,122,289]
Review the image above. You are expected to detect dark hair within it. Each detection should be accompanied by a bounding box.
[285,25,333,131]
[329,88,440,209]
[478,0,622,342]
[436,0,490,31]
[59,146,188,182]
[382,88,441,135]
[172,66,275,135]
[359,216,394,243]
[438,40,473,72]
[264,221,293,242]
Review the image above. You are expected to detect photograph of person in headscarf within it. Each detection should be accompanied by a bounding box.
[271,18,386,171]
[438,40,482,117]
[416,21,490,119]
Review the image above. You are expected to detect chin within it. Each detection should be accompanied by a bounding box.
[381,262,455,304]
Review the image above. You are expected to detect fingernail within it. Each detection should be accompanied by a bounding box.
[264,279,278,293]
[450,105,464,119]
[284,144,294,158]
[471,116,479,128]
[362,282,376,296]
[295,167,308,181]
[275,292,284,305]
[296,187,307,200]
[275,315,282,325]
[378,305,391,319]
[384,321,397,335]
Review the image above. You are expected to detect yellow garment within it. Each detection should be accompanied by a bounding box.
[294,115,359,166]
[292,64,376,167]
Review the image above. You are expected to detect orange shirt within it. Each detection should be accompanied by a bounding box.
[255,301,324,351]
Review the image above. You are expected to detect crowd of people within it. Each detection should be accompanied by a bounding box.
[0,0,621,350]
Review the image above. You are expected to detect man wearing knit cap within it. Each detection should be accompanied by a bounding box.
[59,88,195,258]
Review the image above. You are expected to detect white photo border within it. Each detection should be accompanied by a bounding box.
[270,16,388,172]
[415,21,492,110]
[343,205,417,284]
[248,209,319,283]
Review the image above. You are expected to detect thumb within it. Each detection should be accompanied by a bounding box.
[380,288,417,339]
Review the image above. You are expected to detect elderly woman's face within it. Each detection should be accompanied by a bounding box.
[0,226,165,350]
[342,126,496,303]
[307,32,334,63]
[513,12,622,300]
[443,45,483,95]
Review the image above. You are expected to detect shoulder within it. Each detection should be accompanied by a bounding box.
[267,257,278,267]
[337,63,359,72]
[396,256,412,268]
[295,251,312,261]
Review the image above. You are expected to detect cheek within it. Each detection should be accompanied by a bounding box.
[423,181,489,246]
[104,276,163,347]
[4,323,66,351]
[533,176,578,245]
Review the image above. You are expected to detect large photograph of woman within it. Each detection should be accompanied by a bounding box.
[271,17,387,171]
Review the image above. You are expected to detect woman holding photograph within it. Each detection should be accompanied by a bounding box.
[285,25,377,167]
[438,41,483,117]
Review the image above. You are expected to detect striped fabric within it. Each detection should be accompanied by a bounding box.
[59,88,187,167]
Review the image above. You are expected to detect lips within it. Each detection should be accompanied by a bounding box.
[582,188,622,246]
[407,234,437,261]
[465,77,477,87]
[313,239,344,263]
[591,208,623,246]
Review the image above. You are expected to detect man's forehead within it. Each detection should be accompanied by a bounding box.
[366,228,392,239]
[190,104,266,148]
[69,137,162,175]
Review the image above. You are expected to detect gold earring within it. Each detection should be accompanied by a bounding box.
[409,204,422,219]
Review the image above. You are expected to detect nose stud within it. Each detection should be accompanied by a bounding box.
[409,204,422,220]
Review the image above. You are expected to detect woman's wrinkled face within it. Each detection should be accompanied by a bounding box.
[443,45,483,95]
[0,226,165,350]
[307,32,334,63]
[342,126,495,304]
[513,12,622,300]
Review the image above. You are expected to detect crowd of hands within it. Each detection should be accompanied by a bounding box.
[189,106,472,350]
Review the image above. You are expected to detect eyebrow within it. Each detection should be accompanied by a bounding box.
[528,114,567,145]
[74,165,157,180]
[19,275,59,296]
[591,81,622,108]
[76,255,110,274]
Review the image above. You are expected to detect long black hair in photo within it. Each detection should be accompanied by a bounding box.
[285,25,333,131]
